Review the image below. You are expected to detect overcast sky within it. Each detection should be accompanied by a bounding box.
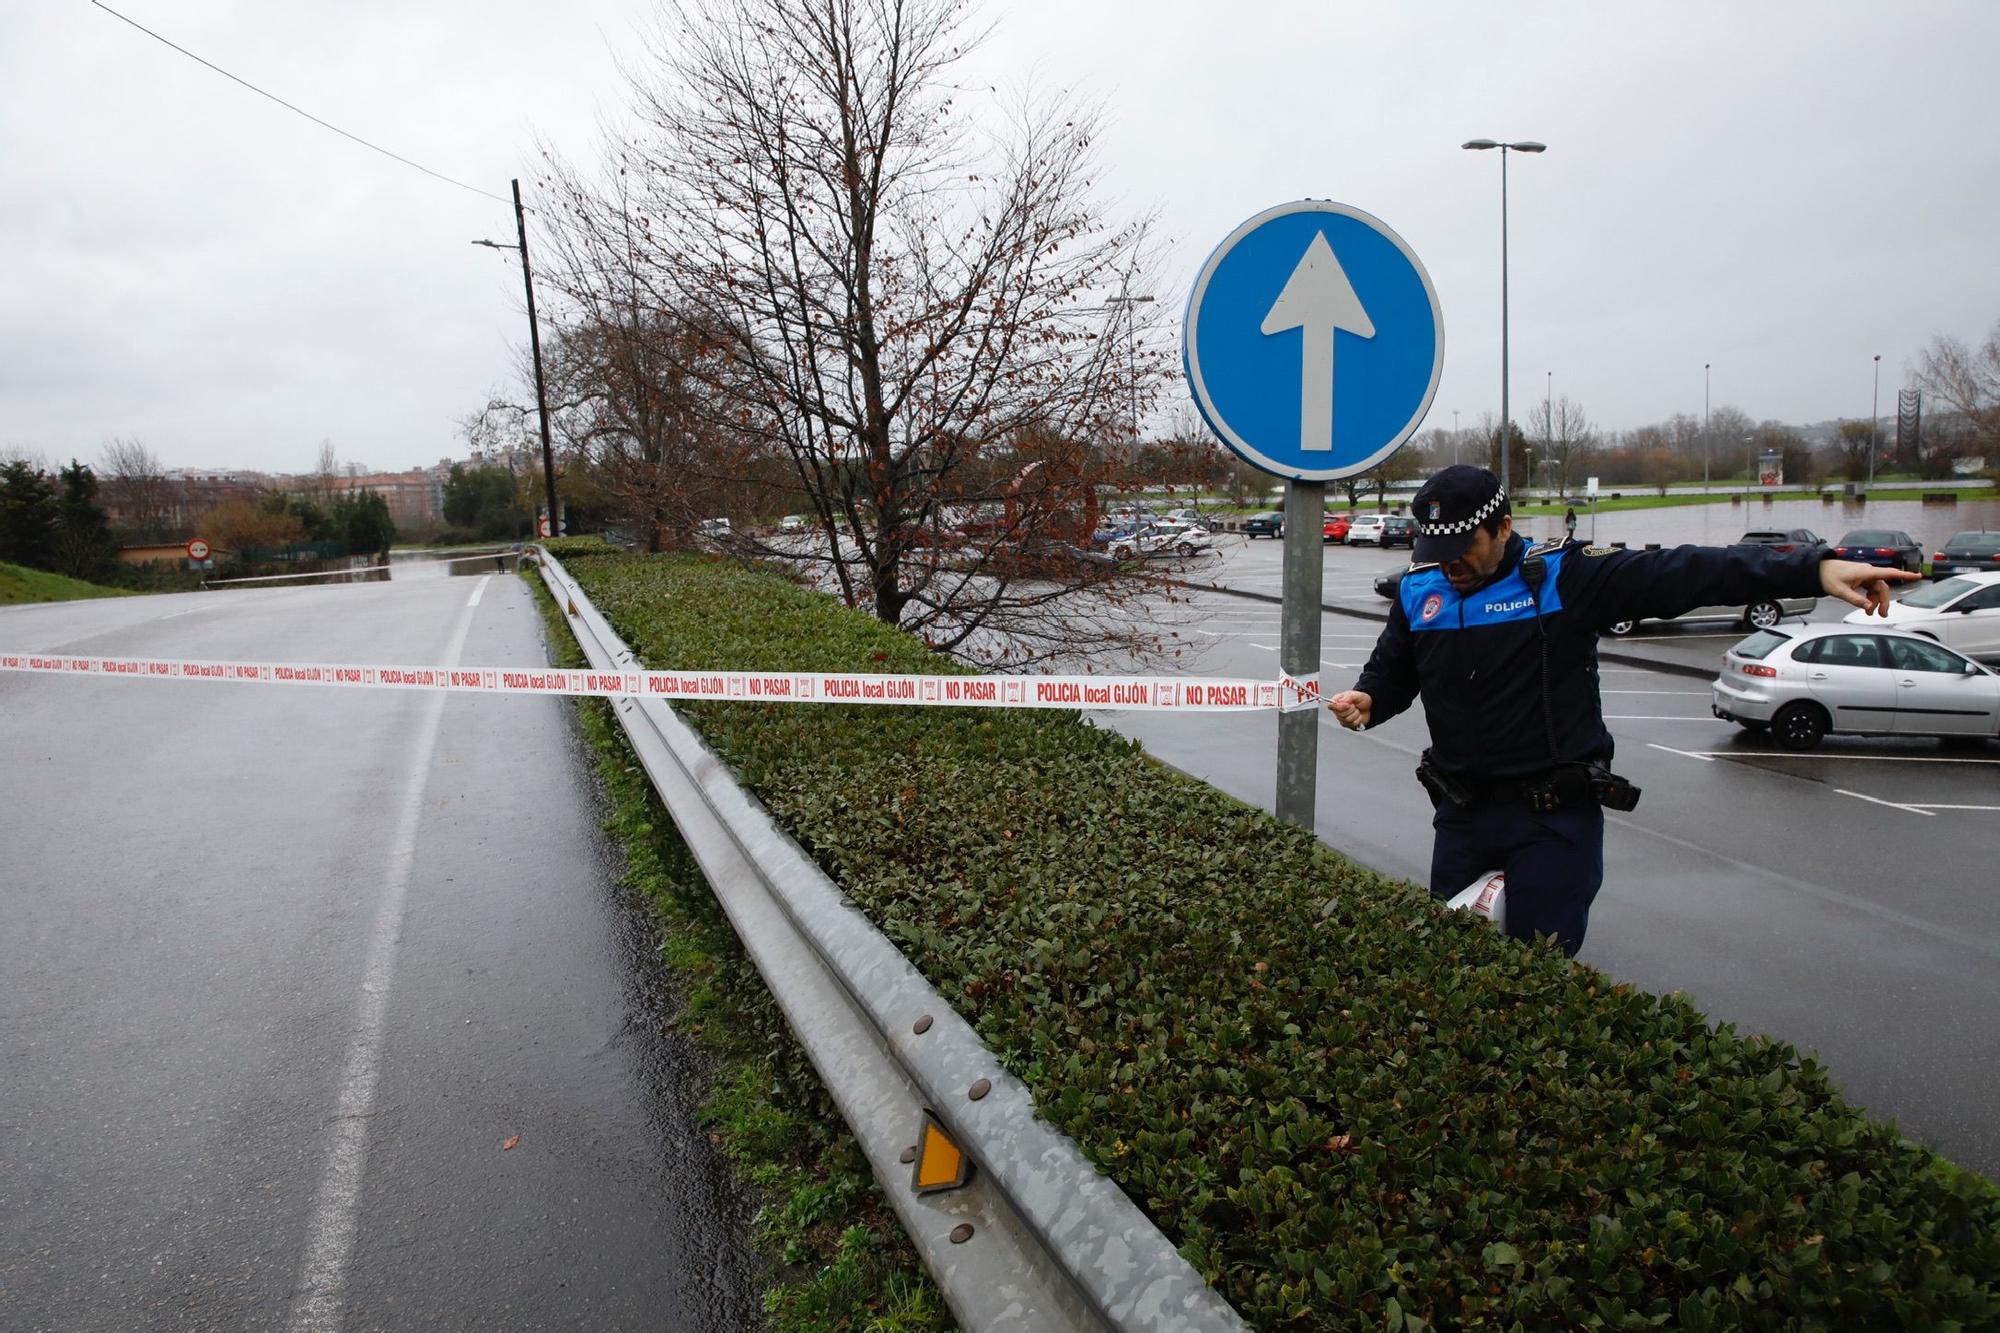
[5,1,1996,475]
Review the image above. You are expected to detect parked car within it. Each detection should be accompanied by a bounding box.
[1931,530,2000,580]
[697,517,732,537]
[1103,521,1212,561]
[1736,528,1827,555]
[778,514,806,532]
[1374,565,1408,600]
[1162,507,1214,531]
[1380,515,1417,549]
[1710,622,1999,750]
[1322,512,1352,543]
[1829,528,1923,572]
[1346,514,1389,546]
[1243,511,1284,539]
[1844,571,2000,659]
[1143,519,1214,556]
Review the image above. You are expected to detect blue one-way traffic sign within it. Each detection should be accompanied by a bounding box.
[1183,200,1442,482]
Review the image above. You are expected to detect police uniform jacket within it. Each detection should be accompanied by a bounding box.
[1354,534,1826,783]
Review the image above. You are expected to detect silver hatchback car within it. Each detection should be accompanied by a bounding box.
[1711,622,2000,750]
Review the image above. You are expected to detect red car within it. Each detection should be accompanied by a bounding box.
[1322,512,1352,543]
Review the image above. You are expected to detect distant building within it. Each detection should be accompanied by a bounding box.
[325,469,443,528]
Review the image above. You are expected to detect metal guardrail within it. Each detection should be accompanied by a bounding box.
[533,551,1246,1333]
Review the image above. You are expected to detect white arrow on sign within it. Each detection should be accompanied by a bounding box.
[1259,231,1375,452]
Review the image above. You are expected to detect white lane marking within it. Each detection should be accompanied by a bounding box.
[1836,788,1937,816]
[287,599,480,1333]
[1603,714,1716,721]
[160,602,221,619]
[1664,751,2000,766]
[467,574,491,607]
[1604,689,1707,696]
[1911,804,2000,811]
[1647,743,1716,762]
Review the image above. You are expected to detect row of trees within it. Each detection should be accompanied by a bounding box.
[1,441,403,584]
[0,460,118,579]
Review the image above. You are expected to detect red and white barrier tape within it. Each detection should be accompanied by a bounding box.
[1,653,1323,713]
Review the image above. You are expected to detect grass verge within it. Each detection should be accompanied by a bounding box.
[0,561,133,605]
[528,562,952,1332]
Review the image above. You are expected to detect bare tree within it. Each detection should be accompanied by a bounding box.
[97,437,180,540]
[538,0,1172,665]
[1913,320,2000,451]
[1526,395,1598,498]
[1832,419,1877,481]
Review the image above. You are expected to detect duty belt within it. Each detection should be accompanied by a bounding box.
[1415,751,1641,813]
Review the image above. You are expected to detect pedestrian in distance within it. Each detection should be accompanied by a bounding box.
[1325,465,1918,957]
[1564,505,1578,541]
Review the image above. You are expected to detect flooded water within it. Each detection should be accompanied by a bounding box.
[1520,495,2000,553]
[385,548,518,578]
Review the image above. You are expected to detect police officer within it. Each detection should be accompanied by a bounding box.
[1326,465,1917,956]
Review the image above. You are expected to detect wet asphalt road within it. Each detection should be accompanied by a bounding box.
[1111,537,2000,1178]
[0,572,760,1330]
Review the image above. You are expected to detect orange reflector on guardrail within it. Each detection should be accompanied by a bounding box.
[913,1109,972,1195]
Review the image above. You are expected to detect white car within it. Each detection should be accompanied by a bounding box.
[1844,572,2000,660]
[778,514,806,532]
[1106,521,1211,561]
[1711,622,1999,750]
[1346,514,1388,546]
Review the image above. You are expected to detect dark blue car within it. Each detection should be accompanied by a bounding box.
[1829,528,1923,573]
[1243,511,1284,539]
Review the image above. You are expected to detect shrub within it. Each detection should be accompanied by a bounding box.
[554,546,2000,1329]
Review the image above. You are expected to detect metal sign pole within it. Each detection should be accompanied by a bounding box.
[1277,479,1325,829]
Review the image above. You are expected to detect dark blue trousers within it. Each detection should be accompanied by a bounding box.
[1428,798,1605,957]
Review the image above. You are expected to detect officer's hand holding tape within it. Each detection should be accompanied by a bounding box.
[1327,689,1371,730]
[1819,558,1921,614]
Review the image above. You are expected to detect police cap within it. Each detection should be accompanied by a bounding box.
[1411,465,1509,563]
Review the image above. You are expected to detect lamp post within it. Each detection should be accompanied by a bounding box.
[1103,294,1155,445]
[1545,369,1553,495]
[1452,409,1460,465]
[473,178,559,540]
[1868,353,1881,489]
[1462,137,1546,495]
[1703,362,1711,494]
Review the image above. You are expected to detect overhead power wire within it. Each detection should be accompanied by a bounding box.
[89,0,514,208]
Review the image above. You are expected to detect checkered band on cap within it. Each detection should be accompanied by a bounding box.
[1416,488,1507,537]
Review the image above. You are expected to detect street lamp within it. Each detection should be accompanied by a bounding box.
[1462,137,1546,496]
[1102,294,1155,445]
[1703,362,1711,494]
[473,178,559,541]
[1868,353,1881,489]
[1452,409,1461,465]
[1544,369,1553,494]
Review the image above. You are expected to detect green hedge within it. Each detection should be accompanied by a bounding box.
[547,542,2000,1330]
